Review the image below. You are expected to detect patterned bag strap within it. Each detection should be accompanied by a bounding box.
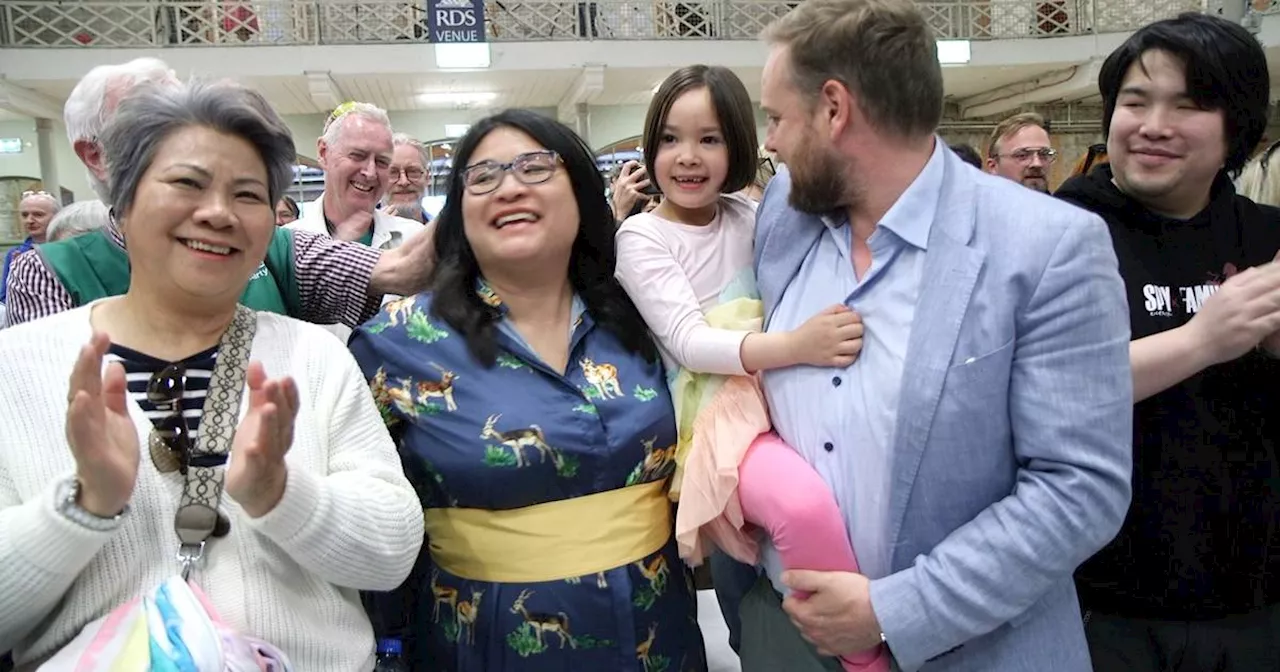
[174,304,257,580]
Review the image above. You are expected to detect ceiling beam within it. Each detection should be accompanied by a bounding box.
[304,70,349,112]
[957,60,1102,119]
[558,64,606,123]
[0,77,63,120]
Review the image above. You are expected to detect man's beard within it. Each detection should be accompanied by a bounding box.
[1021,168,1049,193]
[389,197,423,218]
[788,140,852,214]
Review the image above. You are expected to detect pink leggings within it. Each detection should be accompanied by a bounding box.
[736,431,890,672]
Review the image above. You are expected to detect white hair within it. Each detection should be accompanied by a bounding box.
[392,132,430,166]
[321,102,392,149]
[63,57,178,200]
[64,57,178,146]
[45,200,109,242]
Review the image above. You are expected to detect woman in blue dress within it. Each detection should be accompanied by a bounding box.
[350,109,707,672]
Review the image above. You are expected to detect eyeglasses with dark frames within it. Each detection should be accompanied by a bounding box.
[389,167,426,182]
[461,150,561,195]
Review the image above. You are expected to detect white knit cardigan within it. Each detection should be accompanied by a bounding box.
[0,303,424,671]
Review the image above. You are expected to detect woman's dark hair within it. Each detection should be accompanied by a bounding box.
[643,65,758,194]
[1098,12,1269,176]
[429,109,657,365]
[280,194,300,218]
[949,143,982,168]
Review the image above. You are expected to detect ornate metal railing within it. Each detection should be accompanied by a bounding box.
[0,0,1208,47]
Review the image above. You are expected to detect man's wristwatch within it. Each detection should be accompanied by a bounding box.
[55,477,128,532]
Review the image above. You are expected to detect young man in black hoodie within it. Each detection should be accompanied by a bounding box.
[1056,13,1280,670]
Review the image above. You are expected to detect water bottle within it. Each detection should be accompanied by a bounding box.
[374,638,409,672]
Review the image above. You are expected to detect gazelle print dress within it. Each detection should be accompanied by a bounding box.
[349,281,707,672]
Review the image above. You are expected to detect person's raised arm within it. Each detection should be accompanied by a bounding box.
[616,226,862,374]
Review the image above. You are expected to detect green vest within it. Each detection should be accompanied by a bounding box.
[37,227,301,315]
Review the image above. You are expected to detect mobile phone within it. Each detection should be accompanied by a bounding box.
[620,161,659,196]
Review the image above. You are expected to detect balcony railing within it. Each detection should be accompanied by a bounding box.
[0,0,1207,47]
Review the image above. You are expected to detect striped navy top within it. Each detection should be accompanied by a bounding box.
[106,344,218,449]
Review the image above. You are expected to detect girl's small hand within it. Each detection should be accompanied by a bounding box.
[790,305,864,368]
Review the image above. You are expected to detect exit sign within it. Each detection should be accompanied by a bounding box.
[0,138,22,154]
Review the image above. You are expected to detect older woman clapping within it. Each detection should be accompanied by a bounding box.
[0,80,423,670]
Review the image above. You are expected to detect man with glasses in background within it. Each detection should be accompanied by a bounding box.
[383,133,433,224]
[984,112,1057,193]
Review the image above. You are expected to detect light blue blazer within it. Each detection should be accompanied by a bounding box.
[754,146,1133,672]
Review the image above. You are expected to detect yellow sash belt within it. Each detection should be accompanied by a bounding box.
[423,479,672,583]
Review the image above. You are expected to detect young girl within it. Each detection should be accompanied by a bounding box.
[615,65,889,672]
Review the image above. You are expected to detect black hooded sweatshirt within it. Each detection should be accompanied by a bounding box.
[1057,165,1280,620]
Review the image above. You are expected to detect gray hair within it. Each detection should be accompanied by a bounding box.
[321,101,392,149]
[46,200,109,242]
[392,132,430,167]
[100,79,297,219]
[64,57,177,146]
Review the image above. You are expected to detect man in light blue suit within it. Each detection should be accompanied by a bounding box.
[732,0,1135,669]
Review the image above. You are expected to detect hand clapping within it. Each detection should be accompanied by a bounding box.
[1187,254,1280,364]
[225,361,300,518]
[65,331,140,518]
